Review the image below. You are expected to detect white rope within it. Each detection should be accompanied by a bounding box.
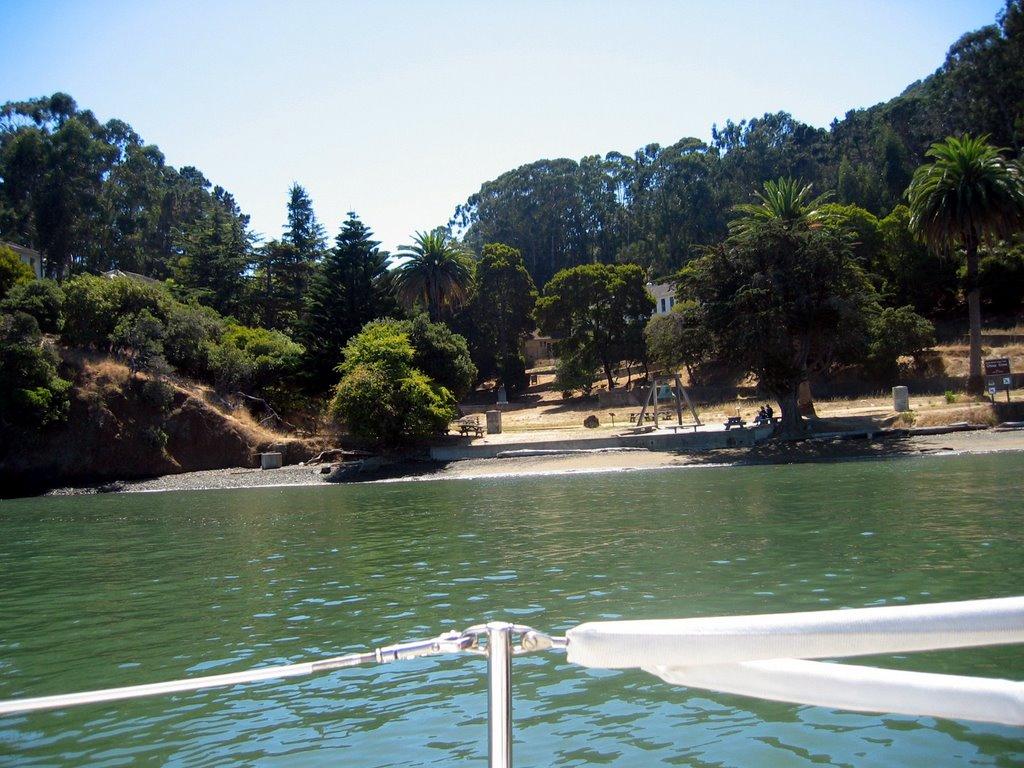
[0,652,373,716]
[566,597,1024,725]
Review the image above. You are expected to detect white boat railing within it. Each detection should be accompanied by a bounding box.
[1,598,1022,768]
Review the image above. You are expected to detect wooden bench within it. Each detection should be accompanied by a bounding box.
[723,416,747,430]
[666,424,701,433]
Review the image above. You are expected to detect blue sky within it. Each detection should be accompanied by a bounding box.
[0,0,1006,251]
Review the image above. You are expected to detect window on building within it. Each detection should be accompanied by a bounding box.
[660,298,666,313]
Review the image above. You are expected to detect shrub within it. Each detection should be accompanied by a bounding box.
[215,323,304,393]
[110,309,168,377]
[62,275,172,348]
[0,312,71,443]
[164,302,224,377]
[944,390,958,404]
[0,245,34,300]
[1,279,64,333]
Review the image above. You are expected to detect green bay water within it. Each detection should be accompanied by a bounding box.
[1,453,1023,767]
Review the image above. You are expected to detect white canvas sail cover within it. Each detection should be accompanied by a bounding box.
[566,597,1024,726]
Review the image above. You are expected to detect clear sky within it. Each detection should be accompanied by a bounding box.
[0,0,1006,252]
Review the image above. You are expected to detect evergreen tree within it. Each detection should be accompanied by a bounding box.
[278,183,326,330]
[173,188,253,317]
[301,213,394,391]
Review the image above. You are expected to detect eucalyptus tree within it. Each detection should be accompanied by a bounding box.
[393,229,473,321]
[907,134,1024,392]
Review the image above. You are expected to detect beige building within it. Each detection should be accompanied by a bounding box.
[3,241,43,279]
[647,281,676,316]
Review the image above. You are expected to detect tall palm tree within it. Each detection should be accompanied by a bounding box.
[907,135,1024,393]
[393,230,473,321]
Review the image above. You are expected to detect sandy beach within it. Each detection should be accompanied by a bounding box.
[45,426,1024,496]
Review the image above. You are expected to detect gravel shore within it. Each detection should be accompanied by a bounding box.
[41,426,1024,496]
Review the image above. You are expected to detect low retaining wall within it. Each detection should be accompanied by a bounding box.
[429,426,768,461]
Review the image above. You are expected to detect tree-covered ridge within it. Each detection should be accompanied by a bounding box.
[453,2,1024,284]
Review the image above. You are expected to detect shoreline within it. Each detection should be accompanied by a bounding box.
[39,427,1024,497]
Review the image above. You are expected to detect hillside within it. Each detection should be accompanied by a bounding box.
[0,350,322,497]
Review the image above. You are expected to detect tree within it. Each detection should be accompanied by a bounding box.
[251,239,299,330]
[110,309,168,378]
[0,244,34,298]
[907,134,1024,392]
[393,229,473,321]
[300,214,394,391]
[275,183,326,328]
[459,243,537,396]
[1,279,64,333]
[644,304,710,381]
[535,263,653,390]
[0,312,70,443]
[172,189,253,316]
[402,314,477,400]
[680,178,877,435]
[329,320,457,445]
[865,306,936,382]
[282,183,326,262]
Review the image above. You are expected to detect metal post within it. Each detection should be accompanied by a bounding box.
[486,621,513,768]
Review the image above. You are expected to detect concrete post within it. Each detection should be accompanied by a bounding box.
[486,410,502,434]
[893,386,910,412]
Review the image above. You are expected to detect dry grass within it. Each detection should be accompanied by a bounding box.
[913,404,998,428]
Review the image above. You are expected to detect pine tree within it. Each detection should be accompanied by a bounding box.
[301,213,395,391]
[278,183,326,331]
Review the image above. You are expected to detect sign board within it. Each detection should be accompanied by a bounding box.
[988,385,998,395]
[984,357,1011,376]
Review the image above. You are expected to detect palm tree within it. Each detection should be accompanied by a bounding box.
[907,135,1024,393]
[729,177,828,237]
[393,230,473,321]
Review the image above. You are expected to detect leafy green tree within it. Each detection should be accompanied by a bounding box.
[393,229,473,321]
[644,304,710,380]
[0,312,70,442]
[907,134,1024,392]
[329,321,457,445]
[535,263,654,390]
[865,306,936,382]
[555,346,599,397]
[300,214,394,391]
[877,205,960,314]
[0,244,34,298]
[1,279,64,333]
[402,314,477,400]
[458,243,536,396]
[679,178,877,435]
[978,235,1024,313]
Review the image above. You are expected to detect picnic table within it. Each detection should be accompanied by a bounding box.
[457,415,485,437]
[723,416,747,430]
[629,410,675,424]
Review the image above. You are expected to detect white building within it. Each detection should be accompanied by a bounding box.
[646,281,676,316]
[3,241,43,279]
